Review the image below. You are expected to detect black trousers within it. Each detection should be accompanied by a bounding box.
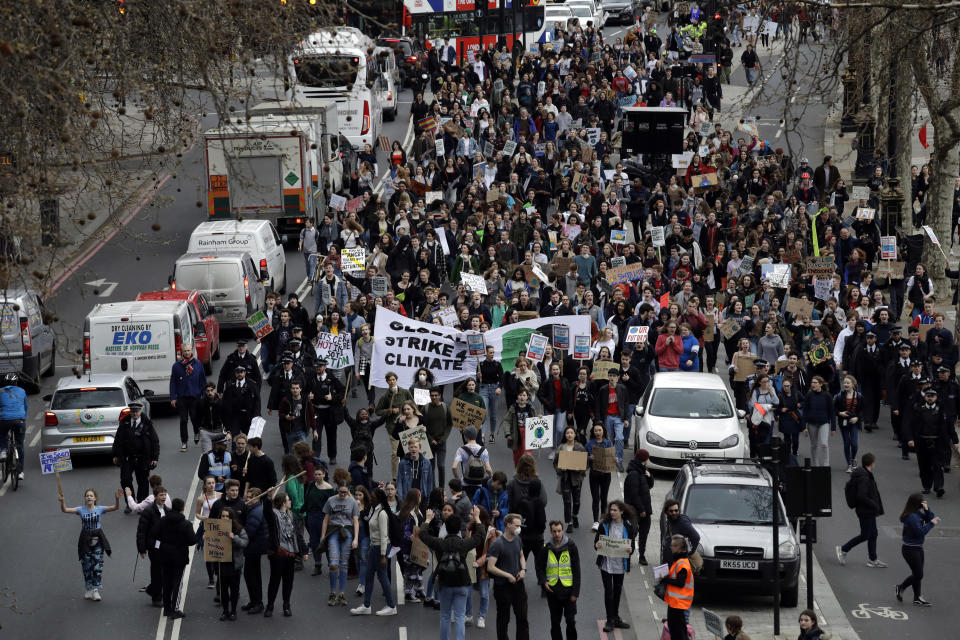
[220,570,242,614]
[176,395,199,444]
[899,545,924,599]
[315,407,338,462]
[147,549,163,599]
[267,555,296,608]
[589,470,611,523]
[600,570,624,623]
[916,442,944,492]
[161,563,185,612]
[667,606,690,640]
[546,592,577,640]
[636,515,652,559]
[562,485,582,524]
[861,381,882,426]
[121,459,150,502]
[494,581,529,640]
[244,554,263,604]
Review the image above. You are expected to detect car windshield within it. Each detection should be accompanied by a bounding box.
[295,55,359,88]
[569,5,593,19]
[648,388,732,419]
[53,388,125,410]
[685,484,786,525]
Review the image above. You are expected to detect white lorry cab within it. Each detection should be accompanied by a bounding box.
[288,27,383,149]
[83,300,196,402]
[187,220,287,293]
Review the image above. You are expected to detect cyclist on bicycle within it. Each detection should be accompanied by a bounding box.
[0,373,27,480]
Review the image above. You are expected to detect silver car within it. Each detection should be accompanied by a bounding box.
[0,289,57,393]
[42,375,152,455]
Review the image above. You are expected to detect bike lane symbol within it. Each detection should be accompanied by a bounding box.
[851,603,908,620]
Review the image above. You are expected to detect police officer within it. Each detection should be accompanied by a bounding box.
[221,366,261,438]
[536,520,581,640]
[908,388,957,498]
[112,402,160,502]
[196,382,226,454]
[286,336,316,379]
[198,433,231,491]
[933,365,960,473]
[856,332,884,432]
[892,360,925,460]
[310,358,345,465]
[745,359,770,390]
[218,339,261,392]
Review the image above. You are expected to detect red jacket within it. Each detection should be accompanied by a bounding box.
[655,333,684,370]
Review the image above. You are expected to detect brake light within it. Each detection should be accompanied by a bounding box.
[170,280,177,290]
[20,318,31,353]
[119,408,130,422]
[83,337,91,372]
[79,387,99,391]
[361,100,370,135]
[175,332,182,360]
[259,258,268,280]
[244,277,250,304]
[44,412,58,427]
[387,91,393,102]
[406,56,417,64]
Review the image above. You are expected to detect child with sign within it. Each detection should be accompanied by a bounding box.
[505,389,536,467]
[59,487,124,601]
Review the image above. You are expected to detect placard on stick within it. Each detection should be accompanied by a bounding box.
[40,449,72,475]
[467,332,485,357]
[573,335,591,359]
[733,352,756,382]
[451,397,487,430]
[246,310,273,340]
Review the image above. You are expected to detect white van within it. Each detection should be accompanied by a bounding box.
[187,220,287,293]
[83,300,196,402]
[372,45,400,121]
[171,252,266,331]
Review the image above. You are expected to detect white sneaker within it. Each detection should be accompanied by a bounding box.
[547,452,555,460]
[836,545,846,566]
[477,616,486,629]
[17,472,23,480]
[592,521,600,532]
[91,590,102,601]
[350,605,372,615]
[84,589,93,600]
[845,465,853,474]
[355,583,365,596]
[375,606,397,616]
[867,559,888,568]
[465,615,473,626]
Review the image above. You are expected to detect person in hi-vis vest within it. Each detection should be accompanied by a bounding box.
[663,534,695,640]
[536,520,581,640]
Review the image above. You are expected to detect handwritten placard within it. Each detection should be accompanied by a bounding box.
[246,311,273,340]
[399,424,433,459]
[461,272,488,295]
[525,415,554,449]
[605,263,646,285]
[203,518,233,562]
[626,326,649,343]
[851,186,870,201]
[591,446,617,472]
[598,535,632,558]
[451,397,487,431]
[40,449,72,474]
[650,226,666,247]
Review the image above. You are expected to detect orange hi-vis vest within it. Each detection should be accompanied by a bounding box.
[665,557,694,610]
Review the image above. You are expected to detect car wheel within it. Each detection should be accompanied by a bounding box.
[42,347,56,377]
[385,107,396,122]
[781,583,799,608]
[203,358,213,375]
[22,376,40,395]
[212,341,221,360]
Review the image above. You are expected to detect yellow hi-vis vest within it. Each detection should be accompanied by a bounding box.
[545,549,573,587]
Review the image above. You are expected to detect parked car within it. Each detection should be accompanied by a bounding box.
[632,372,747,470]
[42,375,152,455]
[375,36,424,88]
[601,0,638,25]
[0,289,57,394]
[135,289,221,374]
[662,460,801,607]
[170,252,267,331]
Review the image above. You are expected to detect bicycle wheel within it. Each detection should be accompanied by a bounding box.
[8,432,17,490]
[0,439,8,485]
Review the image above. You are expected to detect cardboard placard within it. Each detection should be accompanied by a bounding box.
[557,449,588,471]
[703,315,715,343]
[806,256,836,278]
[775,360,792,374]
[551,256,575,278]
[918,323,935,341]
[626,326,649,343]
[718,318,741,340]
[573,335,591,359]
[733,352,756,382]
[605,263,646,286]
[399,425,433,459]
[591,446,617,472]
[851,185,870,201]
[409,530,431,568]
[203,518,233,562]
[525,415,554,449]
[39,449,72,474]
[592,360,618,380]
[246,310,273,339]
[451,397,487,431]
[785,297,815,319]
[598,535,632,558]
[875,261,905,279]
[782,248,802,264]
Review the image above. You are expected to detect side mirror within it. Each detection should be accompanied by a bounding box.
[737,409,747,420]
[42,393,52,402]
[143,390,155,397]
[634,405,645,417]
[281,234,290,244]
[167,275,174,286]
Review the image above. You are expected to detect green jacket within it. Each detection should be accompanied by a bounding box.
[422,402,453,444]
[376,387,415,437]
[285,475,305,517]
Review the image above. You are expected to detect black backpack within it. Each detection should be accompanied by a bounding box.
[437,546,467,581]
[461,445,487,483]
[844,474,858,509]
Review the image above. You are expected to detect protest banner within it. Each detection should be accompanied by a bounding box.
[610,229,627,244]
[785,296,815,319]
[425,191,443,205]
[451,398,487,430]
[737,254,755,276]
[467,332,486,357]
[806,256,836,278]
[765,264,791,288]
[435,138,445,157]
[461,273,488,295]
[346,197,364,213]
[605,262,646,286]
[371,275,389,297]
[40,449,72,475]
[813,277,832,301]
[671,152,694,170]
[246,310,273,340]
[611,256,626,268]
[851,185,870,201]
[808,343,831,366]
[531,262,550,285]
[503,140,517,156]
[525,415,554,449]
[573,335,591,359]
[329,193,347,211]
[203,518,233,562]
[733,352,755,382]
[592,360,618,379]
[553,326,570,350]
[314,332,354,369]
[248,416,265,439]
[626,326,649,343]
[413,388,431,406]
[856,207,876,221]
[483,141,494,158]
[704,610,724,638]
[880,236,897,260]
[371,307,474,388]
[525,334,549,362]
[875,261,905,279]
[432,306,459,327]
[592,446,617,472]
[650,226,666,247]
[341,247,366,274]
[719,318,741,340]
[557,450,588,471]
[399,425,433,459]
[597,535,632,558]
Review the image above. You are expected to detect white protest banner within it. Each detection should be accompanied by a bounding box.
[341,247,366,275]
[767,264,791,289]
[503,140,517,156]
[435,138,445,157]
[525,334,549,362]
[813,276,832,301]
[671,152,694,169]
[371,307,473,388]
[433,306,458,327]
[329,194,347,211]
[248,416,266,440]
[851,185,870,201]
[413,388,431,406]
[435,227,451,255]
[597,535,632,558]
[525,415,554,449]
[371,275,389,297]
[531,262,550,285]
[461,273,488,295]
[923,225,941,245]
[484,315,591,371]
[426,191,443,205]
[399,425,433,460]
[314,332,354,369]
[650,226,665,247]
[881,236,897,260]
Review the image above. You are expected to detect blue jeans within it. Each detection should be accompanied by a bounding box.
[356,530,370,588]
[303,252,317,282]
[363,546,395,608]
[605,415,625,464]
[260,341,274,375]
[552,411,568,450]
[439,584,470,640]
[480,384,499,437]
[327,529,354,592]
[745,67,757,85]
[625,403,636,445]
[841,514,878,561]
[840,425,859,466]
[286,430,309,454]
[0,419,24,473]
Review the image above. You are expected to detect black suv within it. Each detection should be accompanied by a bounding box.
[375,36,424,88]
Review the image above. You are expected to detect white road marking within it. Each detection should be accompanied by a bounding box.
[399,627,408,640]
[395,558,404,605]
[30,430,40,448]
[164,457,204,640]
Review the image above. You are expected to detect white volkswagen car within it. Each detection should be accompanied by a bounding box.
[632,372,747,470]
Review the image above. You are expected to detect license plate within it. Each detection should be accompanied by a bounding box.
[680,452,705,458]
[720,559,758,570]
[73,436,105,443]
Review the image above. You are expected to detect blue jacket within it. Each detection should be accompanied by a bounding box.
[595,519,634,572]
[901,509,936,546]
[169,358,207,400]
[679,334,700,372]
[801,390,836,430]
[244,502,269,556]
[0,385,27,420]
[397,454,434,499]
[349,461,371,490]
[473,481,510,531]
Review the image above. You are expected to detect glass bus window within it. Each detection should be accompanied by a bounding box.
[295,56,360,87]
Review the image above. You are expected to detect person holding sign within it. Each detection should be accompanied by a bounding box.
[59,487,123,602]
[585,422,615,532]
[594,368,630,472]
[593,500,635,633]
[554,426,587,533]
[536,363,572,461]
[215,508,249,621]
[375,372,415,480]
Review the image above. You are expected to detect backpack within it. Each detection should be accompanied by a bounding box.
[385,508,405,549]
[437,546,467,581]
[461,445,487,483]
[844,474,858,509]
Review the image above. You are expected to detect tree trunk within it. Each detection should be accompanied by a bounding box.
[924,111,960,305]
[890,56,913,188]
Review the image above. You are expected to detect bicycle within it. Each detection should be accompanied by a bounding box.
[2,427,19,491]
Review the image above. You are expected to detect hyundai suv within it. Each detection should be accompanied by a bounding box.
[662,460,801,607]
